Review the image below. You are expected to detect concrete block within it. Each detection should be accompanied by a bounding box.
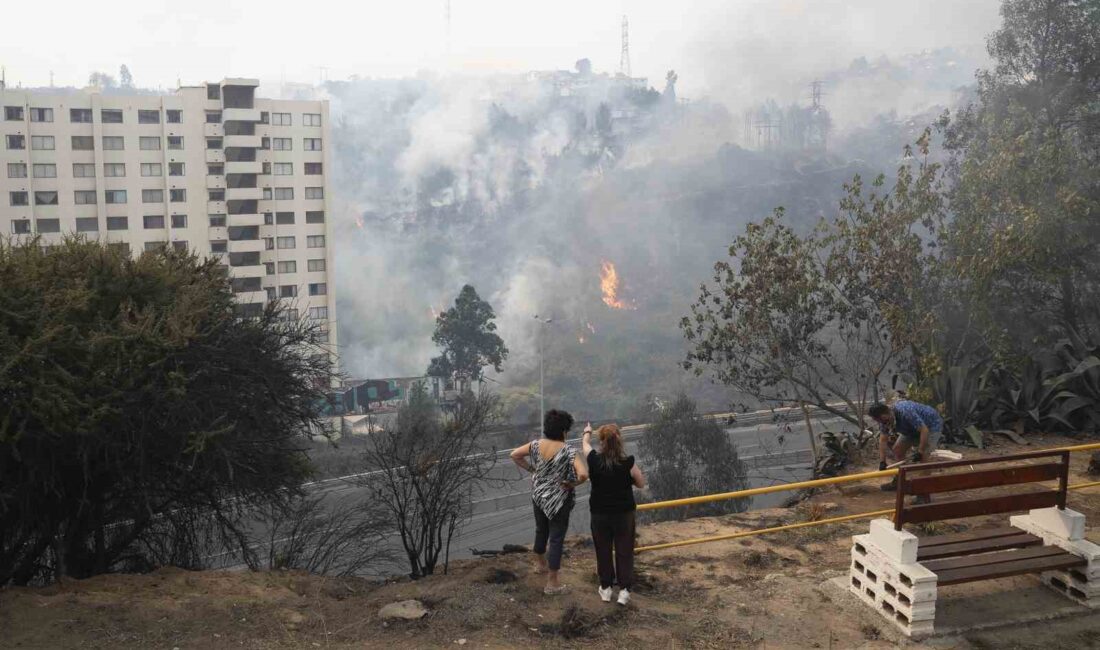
[1018,507,1086,541]
[870,518,919,563]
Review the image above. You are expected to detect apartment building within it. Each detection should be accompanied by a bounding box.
[0,78,337,351]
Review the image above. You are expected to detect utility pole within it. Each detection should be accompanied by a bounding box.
[619,15,631,78]
[534,315,552,436]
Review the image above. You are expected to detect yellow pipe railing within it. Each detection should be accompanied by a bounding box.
[633,441,1100,554]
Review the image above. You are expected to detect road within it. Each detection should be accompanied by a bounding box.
[304,410,849,575]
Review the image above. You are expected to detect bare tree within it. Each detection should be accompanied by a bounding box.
[358,384,501,578]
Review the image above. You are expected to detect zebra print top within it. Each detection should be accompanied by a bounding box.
[530,439,577,519]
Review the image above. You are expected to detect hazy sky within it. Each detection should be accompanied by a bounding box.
[2,0,1001,97]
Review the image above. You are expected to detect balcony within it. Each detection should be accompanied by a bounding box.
[227,212,264,227]
[226,161,262,175]
[224,135,262,149]
[223,108,262,123]
[228,238,264,253]
[208,226,228,240]
[205,149,225,164]
[227,187,262,201]
[203,123,223,137]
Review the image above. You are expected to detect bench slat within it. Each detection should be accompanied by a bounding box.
[916,532,1042,561]
[904,463,1063,496]
[902,490,1059,525]
[935,551,1086,586]
[918,526,1022,549]
[921,545,1068,573]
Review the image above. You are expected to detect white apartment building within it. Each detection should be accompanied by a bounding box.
[0,78,337,351]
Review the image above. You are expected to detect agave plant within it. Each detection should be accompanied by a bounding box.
[930,363,989,447]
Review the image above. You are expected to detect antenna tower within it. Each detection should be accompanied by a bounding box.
[445,0,452,59]
[810,80,824,109]
[619,15,631,77]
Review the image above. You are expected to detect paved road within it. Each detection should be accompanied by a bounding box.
[305,412,848,576]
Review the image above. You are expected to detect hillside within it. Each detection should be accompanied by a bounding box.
[3,435,1100,649]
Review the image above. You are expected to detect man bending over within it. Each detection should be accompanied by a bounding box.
[869,400,944,494]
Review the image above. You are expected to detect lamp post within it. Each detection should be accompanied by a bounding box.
[534,315,552,436]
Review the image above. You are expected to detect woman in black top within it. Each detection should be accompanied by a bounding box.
[582,422,646,606]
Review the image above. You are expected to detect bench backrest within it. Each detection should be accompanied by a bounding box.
[894,449,1070,530]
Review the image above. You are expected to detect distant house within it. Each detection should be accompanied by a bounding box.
[323,376,449,416]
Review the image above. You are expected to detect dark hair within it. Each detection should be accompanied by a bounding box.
[543,409,574,441]
[868,403,891,419]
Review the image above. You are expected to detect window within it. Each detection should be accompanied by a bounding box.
[104,190,127,204]
[209,214,227,227]
[171,214,187,228]
[264,237,274,250]
[307,258,326,272]
[101,109,123,123]
[139,136,161,150]
[141,163,163,177]
[205,110,222,123]
[143,215,165,229]
[208,189,226,201]
[11,219,31,234]
[74,190,97,205]
[305,187,324,200]
[30,108,53,123]
[280,285,298,298]
[170,189,186,202]
[261,162,271,175]
[10,191,29,206]
[73,163,96,178]
[76,217,99,232]
[7,163,26,178]
[36,219,60,233]
[309,306,329,319]
[277,236,295,249]
[262,188,273,200]
[278,260,297,273]
[138,109,160,124]
[307,235,325,248]
[228,225,259,240]
[265,287,276,301]
[70,108,93,123]
[108,242,131,255]
[5,106,24,121]
[274,162,293,175]
[272,112,291,126]
[206,137,222,149]
[308,283,327,296]
[32,164,57,178]
[6,135,25,150]
[166,109,182,123]
[207,164,224,175]
[35,191,59,205]
[304,138,322,151]
[264,212,274,225]
[210,240,228,253]
[143,189,164,203]
[144,241,166,252]
[104,163,126,177]
[265,262,275,275]
[167,136,184,150]
[273,138,292,150]
[207,84,221,100]
[169,162,185,176]
[260,111,270,124]
[274,187,293,200]
[303,113,322,127]
[304,162,323,175]
[31,136,55,150]
[276,211,295,225]
[102,136,124,150]
[107,216,129,230]
[260,137,270,150]
[171,241,187,252]
[71,136,94,150]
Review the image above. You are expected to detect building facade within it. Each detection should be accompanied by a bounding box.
[0,78,337,349]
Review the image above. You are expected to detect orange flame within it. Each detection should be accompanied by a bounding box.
[600,261,636,310]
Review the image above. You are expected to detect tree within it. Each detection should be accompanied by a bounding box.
[427,284,508,383]
[0,238,332,586]
[359,384,501,578]
[87,71,117,89]
[638,395,748,522]
[119,64,133,89]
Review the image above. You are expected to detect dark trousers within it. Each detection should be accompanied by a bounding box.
[533,496,573,571]
[591,510,635,589]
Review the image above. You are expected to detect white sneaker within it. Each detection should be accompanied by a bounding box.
[616,588,631,606]
[598,586,613,602]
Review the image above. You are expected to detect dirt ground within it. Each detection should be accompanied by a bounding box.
[3,434,1100,649]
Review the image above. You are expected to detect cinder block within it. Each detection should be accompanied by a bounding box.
[870,518,919,563]
[1015,507,1086,541]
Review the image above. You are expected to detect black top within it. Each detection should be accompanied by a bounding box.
[587,450,636,513]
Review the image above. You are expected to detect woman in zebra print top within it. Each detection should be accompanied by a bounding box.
[510,409,588,594]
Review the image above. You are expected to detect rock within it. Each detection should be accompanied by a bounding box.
[379,599,428,621]
[456,640,468,645]
[279,609,306,626]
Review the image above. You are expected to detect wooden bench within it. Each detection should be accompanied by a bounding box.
[895,449,1086,586]
[850,448,1099,638]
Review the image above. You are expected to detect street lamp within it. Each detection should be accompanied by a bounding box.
[534,315,553,437]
